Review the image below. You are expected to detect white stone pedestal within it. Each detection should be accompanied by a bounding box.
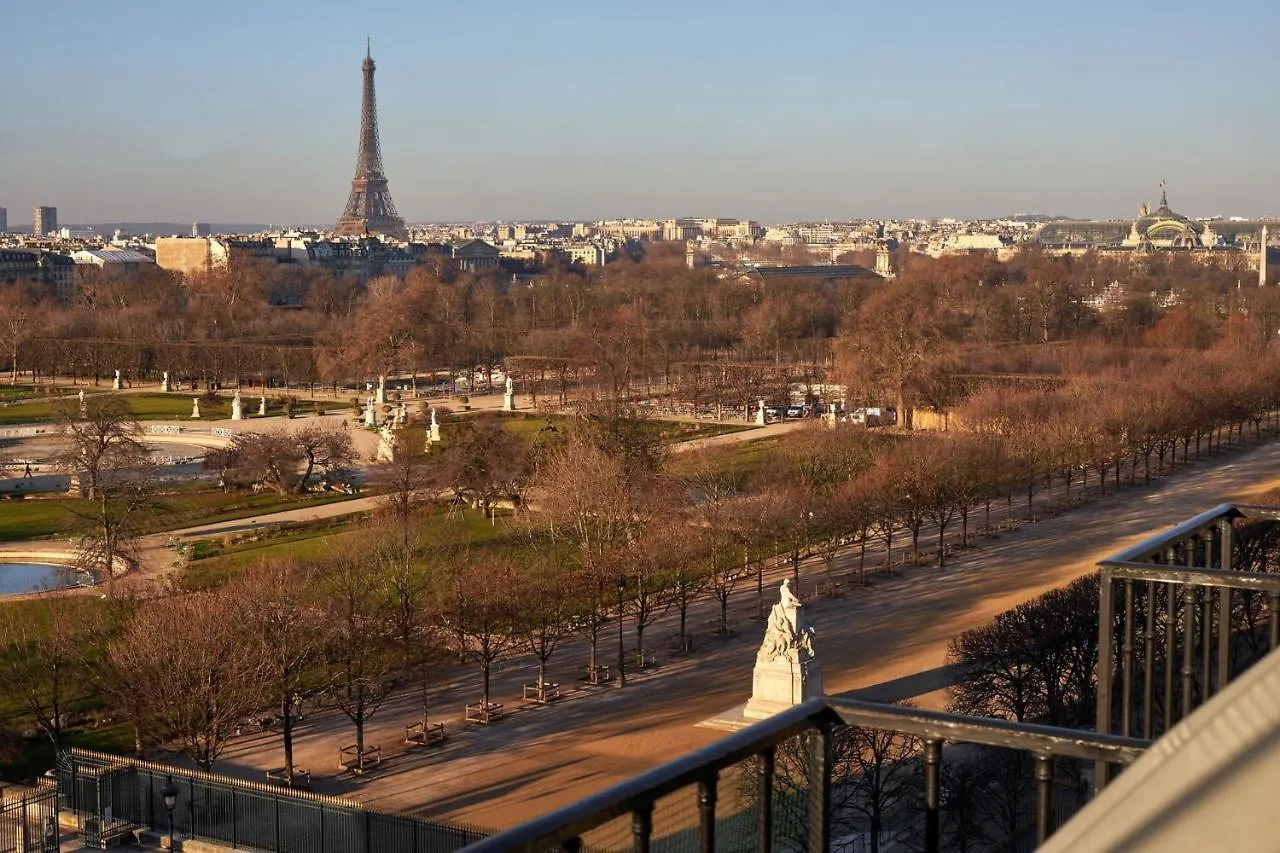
[755,399,766,426]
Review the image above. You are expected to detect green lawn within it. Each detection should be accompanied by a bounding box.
[0,488,363,542]
[0,392,324,424]
[177,501,514,589]
[668,435,782,477]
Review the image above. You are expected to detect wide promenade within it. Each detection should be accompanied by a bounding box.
[209,439,1280,829]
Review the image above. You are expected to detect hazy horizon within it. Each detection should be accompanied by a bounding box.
[3,0,1277,225]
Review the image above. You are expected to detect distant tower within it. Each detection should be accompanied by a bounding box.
[0,206,7,233]
[33,206,57,237]
[1261,225,1270,288]
[334,41,407,240]
[875,242,895,279]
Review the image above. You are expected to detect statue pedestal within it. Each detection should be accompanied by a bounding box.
[502,392,515,412]
[744,654,823,720]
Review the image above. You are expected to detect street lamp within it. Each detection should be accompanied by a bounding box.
[160,775,179,850]
[616,575,627,688]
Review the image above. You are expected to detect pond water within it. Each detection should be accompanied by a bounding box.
[0,562,93,595]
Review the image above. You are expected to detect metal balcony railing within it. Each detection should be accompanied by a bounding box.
[460,697,1147,853]
[1094,502,1280,787]
[461,502,1280,853]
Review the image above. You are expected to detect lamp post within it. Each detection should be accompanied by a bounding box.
[616,575,627,688]
[160,775,179,850]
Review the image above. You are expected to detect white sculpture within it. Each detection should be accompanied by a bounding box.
[744,579,822,720]
[376,423,396,462]
[191,397,201,419]
[375,375,387,406]
[397,402,408,426]
[231,389,244,421]
[823,403,838,429]
[755,399,766,426]
[258,395,267,417]
[363,397,377,428]
[428,407,441,444]
[502,375,516,412]
[113,369,122,391]
[78,390,86,416]
[161,371,171,392]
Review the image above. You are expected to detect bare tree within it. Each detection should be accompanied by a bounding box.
[108,590,266,771]
[0,593,99,752]
[440,555,524,708]
[209,426,355,494]
[230,559,322,787]
[319,553,398,772]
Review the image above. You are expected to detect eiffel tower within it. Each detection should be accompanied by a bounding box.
[335,41,407,240]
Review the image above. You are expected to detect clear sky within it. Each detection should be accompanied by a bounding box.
[1,0,1277,226]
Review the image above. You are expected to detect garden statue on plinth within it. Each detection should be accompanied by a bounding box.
[502,375,516,412]
[231,389,244,421]
[743,578,822,719]
[376,375,387,406]
[258,395,267,417]
[376,423,396,462]
[755,399,766,426]
[78,390,86,417]
[191,397,201,419]
[428,408,441,444]
[363,397,377,428]
[161,371,171,392]
[113,369,122,391]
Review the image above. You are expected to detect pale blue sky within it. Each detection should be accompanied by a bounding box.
[1,0,1276,225]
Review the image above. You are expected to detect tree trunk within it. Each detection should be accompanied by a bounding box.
[281,691,296,785]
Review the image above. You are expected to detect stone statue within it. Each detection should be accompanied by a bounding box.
[231,389,244,421]
[744,579,822,719]
[755,399,767,426]
[376,423,396,462]
[113,369,122,391]
[161,371,171,392]
[258,395,267,417]
[376,375,387,405]
[191,397,201,419]
[428,407,441,444]
[502,375,516,412]
[363,397,377,428]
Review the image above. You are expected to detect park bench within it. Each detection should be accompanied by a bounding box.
[265,767,311,789]
[706,616,740,636]
[465,702,505,724]
[81,815,138,849]
[405,721,447,747]
[577,663,613,686]
[666,632,696,654]
[338,744,381,774]
[522,682,562,704]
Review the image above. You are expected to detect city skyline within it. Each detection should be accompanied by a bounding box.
[2,0,1277,225]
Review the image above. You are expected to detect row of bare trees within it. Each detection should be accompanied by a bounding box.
[7,245,1280,415]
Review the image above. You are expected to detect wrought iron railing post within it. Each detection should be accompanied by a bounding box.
[1143,579,1155,739]
[698,774,718,853]
[756,747,774,853]
[1121,579,1134,736]
[1270,593,1280,651]
[631,802,653,853]
[923,738,942,853]
[1217,521,1233,693]
[1094,570,1115,791]
[1182,580,1197,720]
[806,723,832,853]
[1034,753,1055,846]
[1163,549,1176,734]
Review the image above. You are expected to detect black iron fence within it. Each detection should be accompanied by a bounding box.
[1095,502,1280,787]
[0,782,58,853]
[59,748,489,853]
